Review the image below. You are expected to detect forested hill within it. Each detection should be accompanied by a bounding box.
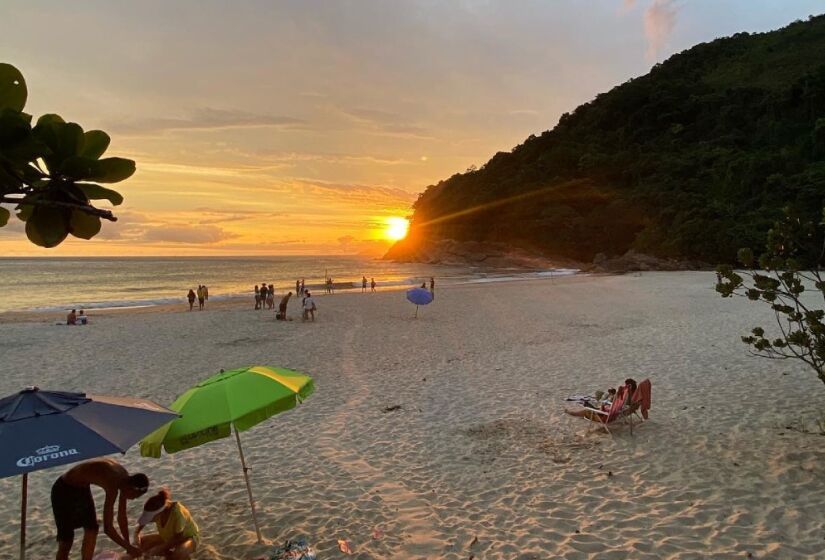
[386,16,825,264]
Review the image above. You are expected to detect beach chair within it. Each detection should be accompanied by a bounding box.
[574,379,651,436]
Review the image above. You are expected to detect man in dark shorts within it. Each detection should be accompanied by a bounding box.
[278,291,292,320]
[52,458,148,560]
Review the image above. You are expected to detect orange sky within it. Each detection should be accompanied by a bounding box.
[1,1,819,256]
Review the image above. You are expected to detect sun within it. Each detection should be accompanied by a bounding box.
[384,217,409,241]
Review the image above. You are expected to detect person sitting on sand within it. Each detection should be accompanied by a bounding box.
[78,310,88,325]
[187,289,196,311]
[136,488,199,559]
[66,309,77,325]
[52,459,148,560]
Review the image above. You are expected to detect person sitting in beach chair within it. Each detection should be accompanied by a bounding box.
[136,488,199,559]
[565,378,651,434]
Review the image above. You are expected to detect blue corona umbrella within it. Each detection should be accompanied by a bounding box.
[0,387,178,560]
[406,287,434,318]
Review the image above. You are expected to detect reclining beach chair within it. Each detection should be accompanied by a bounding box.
[575,379,652,436]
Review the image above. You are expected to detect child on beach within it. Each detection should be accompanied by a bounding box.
[135,488,199,559]
[302,291,316,321]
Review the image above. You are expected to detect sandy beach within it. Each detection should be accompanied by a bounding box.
[1,272,824,559]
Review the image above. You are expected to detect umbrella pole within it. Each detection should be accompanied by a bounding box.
[20,472,27,560]
[234,426,263,544]
[415,305,419,318]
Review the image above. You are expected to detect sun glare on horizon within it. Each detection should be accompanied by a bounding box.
[384,217,409,241]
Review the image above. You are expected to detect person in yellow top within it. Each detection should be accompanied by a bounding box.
[135,488,199,559]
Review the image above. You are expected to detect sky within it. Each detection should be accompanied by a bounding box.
[1,0,823,256]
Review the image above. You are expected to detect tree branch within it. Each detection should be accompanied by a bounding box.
[0,196,117,222]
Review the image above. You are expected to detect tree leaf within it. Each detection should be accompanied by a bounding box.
[25,206,69,248]
[88,157,135,183]
[59,156,96,180]
[80,130,110,160]
[0,206,9,227]
[0,63,27,112]
[77,183,124,206]
[69,209,101,239]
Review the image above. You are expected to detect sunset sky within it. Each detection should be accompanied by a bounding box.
[1,0,822,256]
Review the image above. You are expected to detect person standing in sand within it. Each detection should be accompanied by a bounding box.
[254,285,260,310]
[278,291,292,320]
[260,283,268,310]
[267,284,275,309]
[362,276,367,293]
[302,291,316,321]
[197,285,205,310]
[371,277,376,292]
[203,285,208,301]
[187,289,196,311]
[52,459,148,560]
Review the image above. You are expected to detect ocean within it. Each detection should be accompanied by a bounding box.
[0,256,577,313]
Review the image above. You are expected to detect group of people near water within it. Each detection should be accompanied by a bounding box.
[52,458,197,560]
[186,285,208,311]
[65,309,89,325]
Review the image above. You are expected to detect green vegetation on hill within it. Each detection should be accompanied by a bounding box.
[394,16,825,263]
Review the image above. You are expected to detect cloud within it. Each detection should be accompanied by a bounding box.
[142,225,237,244]
[337,234,390,257]
[336,106,432,139]
[111,107,306,135]
[644,0,678,61]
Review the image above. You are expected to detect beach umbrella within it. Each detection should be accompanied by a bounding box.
[406,287,434,318]
[139,365,315,544]
[0,387,178,560]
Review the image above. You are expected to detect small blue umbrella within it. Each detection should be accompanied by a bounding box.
[0,387,178,560]
[406,287,434,318]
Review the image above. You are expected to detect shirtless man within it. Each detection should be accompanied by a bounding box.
[52,459,148,560]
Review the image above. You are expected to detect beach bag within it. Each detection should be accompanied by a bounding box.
[267,538,317,560]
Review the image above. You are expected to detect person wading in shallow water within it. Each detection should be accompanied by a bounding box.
[52,458,149,560]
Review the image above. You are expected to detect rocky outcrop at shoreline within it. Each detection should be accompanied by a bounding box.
[383,239,578,270]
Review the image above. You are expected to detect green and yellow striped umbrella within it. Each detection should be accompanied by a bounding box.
[139,365,314,542]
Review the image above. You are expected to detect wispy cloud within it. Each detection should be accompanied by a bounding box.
[111,107,306,135]
[644,0,678,61]
[336,106,432,139]
[142,225,237,244]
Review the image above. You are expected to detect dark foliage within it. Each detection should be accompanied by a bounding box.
[404,16,825,262]
[0,63,133,247]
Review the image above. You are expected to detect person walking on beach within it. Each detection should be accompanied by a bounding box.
[302,291,316,321]
[197,285,205,310]
[429,276,435,298]
[362,276,367,293]
[370,277,376,292]
[296,279,301,296]
[278,291,292,320]
[52,459,149,560]
[203,285,209,301]
[300,279,306,296]
[260,283,268,310]
[187,289,196,311]
[254,285,261,310]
